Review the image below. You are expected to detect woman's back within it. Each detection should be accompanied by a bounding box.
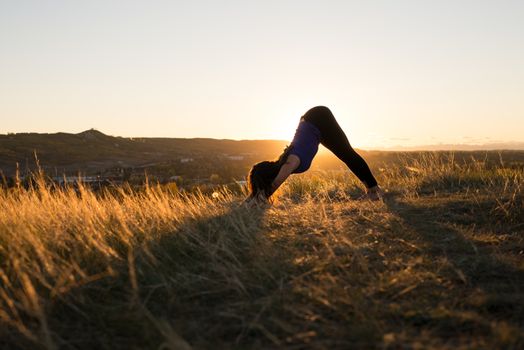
[289,119,321,173]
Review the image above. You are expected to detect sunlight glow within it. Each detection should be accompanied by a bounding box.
[0,1,523,148]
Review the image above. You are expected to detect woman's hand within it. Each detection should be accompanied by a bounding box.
[243,192,269,208]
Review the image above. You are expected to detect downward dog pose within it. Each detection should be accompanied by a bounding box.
[246,106,382,205]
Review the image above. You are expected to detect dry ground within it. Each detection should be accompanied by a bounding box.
[0,153,523,349]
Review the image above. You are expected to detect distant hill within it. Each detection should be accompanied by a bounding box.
[2,130,523,177]
[382,142,524,151]
[0,129,288,176]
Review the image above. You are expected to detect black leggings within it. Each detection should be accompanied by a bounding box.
[302,106,378,188]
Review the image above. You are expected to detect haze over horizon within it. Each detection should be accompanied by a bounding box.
[4,128,524,152]
[1,0,523,149]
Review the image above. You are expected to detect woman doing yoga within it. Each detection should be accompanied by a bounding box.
[245,106,382,205]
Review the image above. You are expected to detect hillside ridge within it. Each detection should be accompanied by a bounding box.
[0,130,288,175]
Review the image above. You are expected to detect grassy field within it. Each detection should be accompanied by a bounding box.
[0,153,523,349]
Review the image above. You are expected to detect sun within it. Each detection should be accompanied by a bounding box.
[271,117,299,141]
[266,104,310,141]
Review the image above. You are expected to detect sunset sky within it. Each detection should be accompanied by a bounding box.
[1,0,523,149]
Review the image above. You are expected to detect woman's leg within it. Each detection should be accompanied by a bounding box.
[302,106,378,188]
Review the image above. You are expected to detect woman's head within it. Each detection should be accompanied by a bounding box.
[246,145,294,201]
[247,160,280,200]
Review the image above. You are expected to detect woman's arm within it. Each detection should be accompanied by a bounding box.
[269,154,300,195]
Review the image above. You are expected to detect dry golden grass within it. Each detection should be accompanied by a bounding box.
[0,153,523,349]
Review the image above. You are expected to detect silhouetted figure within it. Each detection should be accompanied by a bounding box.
[246,106,382,205]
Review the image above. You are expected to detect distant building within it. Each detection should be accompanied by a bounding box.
[52,176,100,185]
[226,155,244,161]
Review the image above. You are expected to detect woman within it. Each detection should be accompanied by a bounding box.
[245,106,382,205]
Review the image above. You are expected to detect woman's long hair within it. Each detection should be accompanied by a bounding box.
[247,145,294,200]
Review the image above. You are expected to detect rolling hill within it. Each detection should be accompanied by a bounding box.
[0,129,288,176]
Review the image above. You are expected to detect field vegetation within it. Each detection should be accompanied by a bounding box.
[0,152,523,349]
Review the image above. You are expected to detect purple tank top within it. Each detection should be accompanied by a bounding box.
[289,120,321,173]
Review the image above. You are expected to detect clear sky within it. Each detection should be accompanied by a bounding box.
[1,0,523,148]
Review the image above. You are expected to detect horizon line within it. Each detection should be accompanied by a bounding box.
[2,129,524,151]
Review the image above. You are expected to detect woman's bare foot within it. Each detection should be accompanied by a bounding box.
[365,185,383,201]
